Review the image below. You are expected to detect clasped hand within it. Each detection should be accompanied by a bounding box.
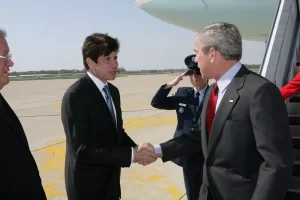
[133,142,161,166]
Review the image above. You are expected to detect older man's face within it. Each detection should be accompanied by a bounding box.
[0,36,14,90]
[194,35,215,80]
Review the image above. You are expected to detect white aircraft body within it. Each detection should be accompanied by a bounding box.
[134,0,278,42]
[135,0,300,199]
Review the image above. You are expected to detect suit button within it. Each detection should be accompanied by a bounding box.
[96,148,104,153]
[191,128,195,131]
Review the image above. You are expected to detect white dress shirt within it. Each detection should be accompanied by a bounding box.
[154,85,208,155]
[87,72,117,122]
[195,85,207,105]
[87,72,134,162]
[215,61,242,111]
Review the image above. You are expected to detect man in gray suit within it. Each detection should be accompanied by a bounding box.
[138,22,293,200]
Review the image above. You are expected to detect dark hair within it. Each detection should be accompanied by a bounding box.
[82,33,120,70]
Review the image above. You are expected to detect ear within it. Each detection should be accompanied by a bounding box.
[86,57,95,69]
[209,48,216,63]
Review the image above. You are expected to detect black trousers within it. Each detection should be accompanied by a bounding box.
[183,166,203,200]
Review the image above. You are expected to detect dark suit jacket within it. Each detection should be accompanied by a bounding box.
[159,65,293,200]
[151,84,206,169]
[61,74,137,200]
[0,94,46,199]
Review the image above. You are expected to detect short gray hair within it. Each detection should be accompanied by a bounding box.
[197,22,242,61]
[0,27,7,37]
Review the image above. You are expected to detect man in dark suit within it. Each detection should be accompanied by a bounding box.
[0,28,47,199]
[138,22,293,200]
[151,54,208,200]
[61,33,157,200]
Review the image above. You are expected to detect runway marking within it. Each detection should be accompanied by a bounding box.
[55,102,61,108]
[34,143,65,199]
[121,165,183,200]
[124,114,177,131]
[55,102,153,110]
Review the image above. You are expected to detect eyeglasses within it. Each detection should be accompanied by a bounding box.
[0,53,12,64]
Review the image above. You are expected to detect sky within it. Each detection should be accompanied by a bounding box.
[1,0,266,72]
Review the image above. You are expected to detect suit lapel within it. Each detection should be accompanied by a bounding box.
[200,85,214,158]
[0,94,29,148]
[207,66,248,157]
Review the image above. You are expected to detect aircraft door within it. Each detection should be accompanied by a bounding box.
[260,1,300,199]
[260,0,299,87]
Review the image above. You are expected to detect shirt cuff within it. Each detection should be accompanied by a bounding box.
[164,84,172,89]
[131,147,134,162]
[154,144,163,156]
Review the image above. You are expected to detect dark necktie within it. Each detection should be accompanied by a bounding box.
[195,92,200,112]
[206,84,219,137]
[103,85,116,125]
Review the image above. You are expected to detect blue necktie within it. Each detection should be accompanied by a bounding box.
[103,85,116,125]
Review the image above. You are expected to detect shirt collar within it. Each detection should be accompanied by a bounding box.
[194,85,208,97]
[87,71,107,91]
[217,61,242,93]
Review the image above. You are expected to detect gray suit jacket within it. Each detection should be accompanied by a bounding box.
[160,65,293,200]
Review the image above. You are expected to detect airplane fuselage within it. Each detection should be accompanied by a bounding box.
[135,0,279,42]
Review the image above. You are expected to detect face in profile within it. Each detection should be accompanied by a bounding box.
[88,51,118,83]
[0,37,14,90]
[194,36,214,80]
[188,70,207,88]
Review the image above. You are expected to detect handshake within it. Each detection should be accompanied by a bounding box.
[133,142,162,166]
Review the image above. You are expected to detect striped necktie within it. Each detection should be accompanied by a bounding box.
[103,85,116,125]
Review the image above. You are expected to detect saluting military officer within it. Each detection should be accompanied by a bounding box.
[151,54,208,200]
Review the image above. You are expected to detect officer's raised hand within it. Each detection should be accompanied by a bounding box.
[165,70,187,88]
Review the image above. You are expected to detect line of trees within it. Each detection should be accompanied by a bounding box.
[9,65,260,76]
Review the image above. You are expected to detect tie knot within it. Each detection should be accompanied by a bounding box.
[196,92,200,97]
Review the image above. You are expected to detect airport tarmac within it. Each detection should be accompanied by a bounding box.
[1,73,211,200]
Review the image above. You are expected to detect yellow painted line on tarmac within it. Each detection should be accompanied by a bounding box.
[54,102,61,109]
[121,103,152,110]
[54,102,152,110]
[34,113,181,200]
[121,166,184,200]
[34,143,66,199]
[123,114,177,131]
